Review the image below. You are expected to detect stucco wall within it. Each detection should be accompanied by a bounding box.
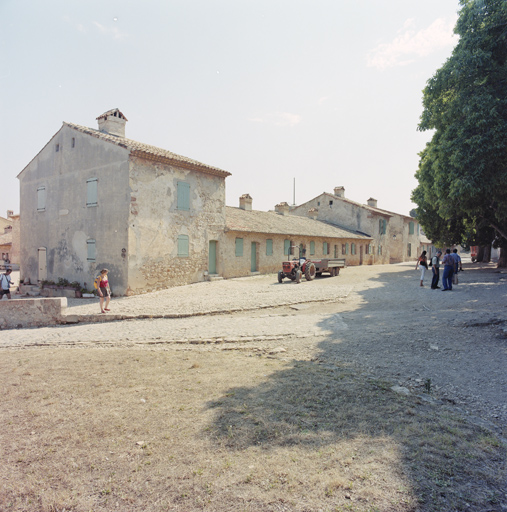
[222,232,371,278]
[18,125,130,293]
[126,157,226,294]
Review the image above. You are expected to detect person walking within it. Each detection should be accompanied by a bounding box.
[452,248,462,272]
[431,250,442,289]
[94,269,111,313]
[415,250,428,287]
[442,249,455,291]
[0,268,14,299]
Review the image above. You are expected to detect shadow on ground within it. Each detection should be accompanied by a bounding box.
[206,263,507,511]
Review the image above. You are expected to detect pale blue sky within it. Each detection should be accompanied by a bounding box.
[0,0,460,217]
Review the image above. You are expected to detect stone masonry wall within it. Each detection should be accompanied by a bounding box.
[0,297,66,329]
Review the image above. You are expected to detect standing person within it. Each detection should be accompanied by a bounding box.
[431,251,442,289]
[415,250,428,287]
[0,269,14,299]
[94,269,111,313]
[452,248,462,272]
[442,249,455,291]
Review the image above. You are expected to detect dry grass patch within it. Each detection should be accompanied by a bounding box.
[0,347,505,512]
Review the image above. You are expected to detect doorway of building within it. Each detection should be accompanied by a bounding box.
[208,240,217,274]
[251,242,258,272]
[38,247,47,281]
[359,245,364,265]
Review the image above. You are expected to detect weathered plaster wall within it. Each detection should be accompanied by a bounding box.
[18,125,130,293]
[127,157,226,294]
[222,232,370,278]
[0,297,66,329]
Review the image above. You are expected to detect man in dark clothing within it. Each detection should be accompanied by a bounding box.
[431,251,442,289]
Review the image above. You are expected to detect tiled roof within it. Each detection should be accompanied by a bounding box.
[225,207,371,239]
[64,122,231,178]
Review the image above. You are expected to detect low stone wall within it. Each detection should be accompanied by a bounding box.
[0,297,67,330]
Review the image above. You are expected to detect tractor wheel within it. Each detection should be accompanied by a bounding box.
[278,271,284,283]
[305,262,316,281]
[295,270,302,283]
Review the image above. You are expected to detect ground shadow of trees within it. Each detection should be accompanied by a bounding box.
[205,263,506,511]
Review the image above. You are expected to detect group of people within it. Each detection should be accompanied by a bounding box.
[416,248,462,290]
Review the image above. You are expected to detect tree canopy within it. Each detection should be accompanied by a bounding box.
[412,0,507,258]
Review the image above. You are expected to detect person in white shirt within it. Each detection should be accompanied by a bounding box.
[0,269,14,299]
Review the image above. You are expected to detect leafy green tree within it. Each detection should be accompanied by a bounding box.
[412,0,507,265]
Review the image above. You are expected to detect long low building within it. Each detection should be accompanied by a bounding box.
[222,195,371,279]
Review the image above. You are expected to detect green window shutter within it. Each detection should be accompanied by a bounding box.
[266,239,273,256]
[409,221,414,235]
[345,243,349,255]
[177,181,190,210]
[284,239,290,256]
[236,237,243,257]
[310,241,315,255]
[334,245,338,258]
[177,235,189,257]
[86,178,98,207]
[37,186,46,211]
[323,242,328,255]
[87,239,96,261]
[351,243,355,255]
[383,219,387,234]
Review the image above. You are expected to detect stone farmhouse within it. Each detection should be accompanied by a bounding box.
[17,108,426,295]
[291,187,425,264]
[18,109,230,295]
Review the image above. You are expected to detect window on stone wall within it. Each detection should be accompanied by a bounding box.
[378,245,382,255]
[379,218,387,234]
[266,239,273,256]
[310,241,315,255]
[37,186,46,211]
[177,181,190,211]
[86,178,98,207]
[334,245,338,258]
[351,243,356,255]
[235,237,244,257]
[407,243,412,257]
[177,235,189,257]
[87,239,96,261]
[342,244,346,255]
[409,221,415,235]
[323,242,328,255]
[345,243,349,255]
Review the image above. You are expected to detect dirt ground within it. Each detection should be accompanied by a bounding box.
[1,258,506,511]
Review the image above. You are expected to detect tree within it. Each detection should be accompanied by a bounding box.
[412,0,507,266]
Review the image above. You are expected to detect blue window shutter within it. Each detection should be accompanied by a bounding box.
[177,235,189,256]
[177,182,190,210]
[236,238,243,257]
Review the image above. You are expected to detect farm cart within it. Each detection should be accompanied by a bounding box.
[311,258,346,277]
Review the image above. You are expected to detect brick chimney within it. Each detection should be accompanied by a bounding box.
[367,197,378,208]
[275,202,290,215]
[97,108,128,137]
[308,208,318,220]
[239,194,253,211]
[334,186,345,198]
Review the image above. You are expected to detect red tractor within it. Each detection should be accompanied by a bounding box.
[278,247,316,283]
